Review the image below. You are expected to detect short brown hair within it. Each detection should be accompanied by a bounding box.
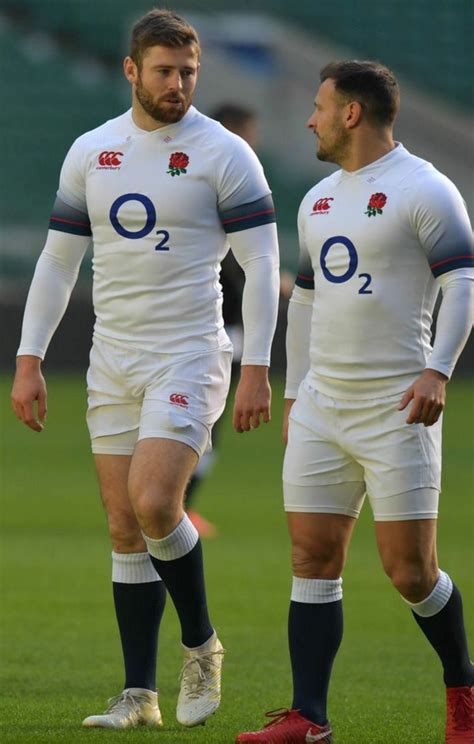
[320,60,400,126]
[130,9,200,68]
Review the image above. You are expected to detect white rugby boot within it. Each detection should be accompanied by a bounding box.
[177,631,224,726]
[82,688,163,728]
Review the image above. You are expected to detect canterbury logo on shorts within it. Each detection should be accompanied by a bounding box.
[169,393,189,407]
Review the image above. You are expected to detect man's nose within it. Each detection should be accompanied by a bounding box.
[168,72,183,89]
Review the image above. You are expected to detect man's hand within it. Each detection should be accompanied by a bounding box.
[282,398,296,445]
[11,355,47,432]
[232,365,271,433]
[398,368,448,427]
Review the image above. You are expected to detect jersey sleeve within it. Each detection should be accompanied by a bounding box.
[411,170,474,277]
[226,223,280,366]
[17,138,91,359]
[426,267,473,378]
[294,202,315,290]
[17,230,89,359]
[49,138,92,237]
[216,135,276,234]
[285,202,315,397]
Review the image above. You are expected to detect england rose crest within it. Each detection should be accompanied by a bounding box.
[365,192,387,217]
[167,151,189,176]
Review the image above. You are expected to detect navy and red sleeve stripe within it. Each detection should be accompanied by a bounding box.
[295,272,315,290]
[430,254,474,278]
[219,194,276,234]
[49,196,92,237]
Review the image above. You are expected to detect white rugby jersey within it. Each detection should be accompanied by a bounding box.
[290,144,473,399]
[19,106,278,359]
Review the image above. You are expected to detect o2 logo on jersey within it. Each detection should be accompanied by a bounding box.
[320,235,372,294]
[109,193,170,251]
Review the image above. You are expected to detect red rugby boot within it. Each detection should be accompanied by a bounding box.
[236,708,333,743]
[446,686,474,744]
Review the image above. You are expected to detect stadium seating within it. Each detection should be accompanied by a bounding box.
[0,22,124,227]
[4,0,473,110]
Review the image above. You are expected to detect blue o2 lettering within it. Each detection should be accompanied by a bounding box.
[320,236,358,283]
[109,193,170,251]
[110,193,156,239]
[155,230,170,251]
[320,235,372,294]
[358,272,373,294]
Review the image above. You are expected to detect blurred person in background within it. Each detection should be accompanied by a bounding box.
[11,8,279,732]
[185,103,258,538]
[237,60,473,744]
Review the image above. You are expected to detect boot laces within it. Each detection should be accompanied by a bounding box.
[263,708,295,728]
[104,690,144,716]
[179,649,224,699]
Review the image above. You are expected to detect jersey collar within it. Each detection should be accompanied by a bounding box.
[126,105,197,140]
[340,142,407,180]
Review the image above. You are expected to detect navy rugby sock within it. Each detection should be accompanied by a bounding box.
[289,578,343,725]
[145,515,213,648]
[149,542,212,648]
[412,583,474,687]
[113,581,166,691]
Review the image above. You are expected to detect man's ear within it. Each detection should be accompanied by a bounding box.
[123,56,138,85]
[344,100,363,129]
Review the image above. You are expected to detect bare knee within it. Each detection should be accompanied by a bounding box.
[288,513,353,579]
[128,476,184,537]
[385,561,438,602]
[107,508,145,553]
[291,539,346,579]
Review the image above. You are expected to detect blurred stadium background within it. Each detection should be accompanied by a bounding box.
[0,0,473,372]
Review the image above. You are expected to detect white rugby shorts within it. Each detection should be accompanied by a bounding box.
[283,379,442,521]
[86,335,232,457]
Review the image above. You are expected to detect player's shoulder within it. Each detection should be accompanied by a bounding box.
[69,110,132,154]
[393,146,459,199]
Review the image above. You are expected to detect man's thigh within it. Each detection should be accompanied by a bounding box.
[128,437,199,537]
[375,517,438,588]
[94,452,147,551]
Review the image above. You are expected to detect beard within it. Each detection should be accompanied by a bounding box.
[317,121,350,165]
[135,76,191,124]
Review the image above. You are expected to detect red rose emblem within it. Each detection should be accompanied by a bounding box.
[167,151,189,176]
[369,192,387,209]
[365,192,387,217]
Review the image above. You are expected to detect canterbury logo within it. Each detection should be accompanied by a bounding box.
[305,727,332,742]
[311,197,334,215]
[169,393,189,407]
[98,151,123,167]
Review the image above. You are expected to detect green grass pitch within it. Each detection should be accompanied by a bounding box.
[1,374,472,743]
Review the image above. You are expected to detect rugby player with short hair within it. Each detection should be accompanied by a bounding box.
[236,61,473,744]
[11,8,280,730]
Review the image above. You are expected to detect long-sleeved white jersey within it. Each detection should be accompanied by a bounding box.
[285,144,473,399]
[18,105,280,364]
